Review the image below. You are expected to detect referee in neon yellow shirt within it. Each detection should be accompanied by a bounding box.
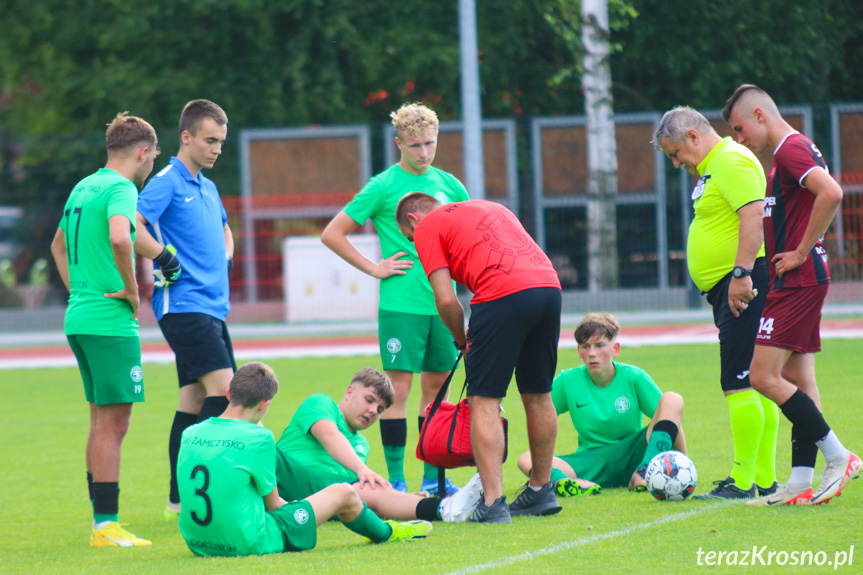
[652,106,778,500]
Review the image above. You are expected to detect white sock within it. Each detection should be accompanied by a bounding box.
[815,430,847,464]
[528,484,542,491]
[94,519,115,530]
[788,466,814,487]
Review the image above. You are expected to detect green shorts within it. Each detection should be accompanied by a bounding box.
[378,310,457,373]
[269,500,317,552]
[558,427,648,488]
[67,334,144,406]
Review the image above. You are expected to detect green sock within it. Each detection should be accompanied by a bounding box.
[726,390,765,490]
[550,468,568,483]
[383,445,406,483]
[343,504,393,543]
[638,430,673,469]
[94,513,118,524]
[754,393,779,488]
[422,462,439,481]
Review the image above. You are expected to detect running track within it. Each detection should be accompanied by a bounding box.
[2,319,862,370]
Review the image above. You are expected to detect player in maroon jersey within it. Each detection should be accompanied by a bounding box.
[723,84,860,506]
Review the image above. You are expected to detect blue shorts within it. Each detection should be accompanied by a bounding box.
[159,312,236,387]
[464,287,561,398]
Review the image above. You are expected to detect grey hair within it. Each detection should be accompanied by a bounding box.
[651,106,715,151]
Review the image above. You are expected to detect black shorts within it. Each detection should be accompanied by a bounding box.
[464,287,561,398]
[705,257,768,392]
[159,312,237,387]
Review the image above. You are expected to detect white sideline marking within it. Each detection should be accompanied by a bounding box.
[0,344,380,371]
[445,500,735,575]
[1,326,860,370]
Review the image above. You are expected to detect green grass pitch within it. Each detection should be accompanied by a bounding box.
[2,340,861,574]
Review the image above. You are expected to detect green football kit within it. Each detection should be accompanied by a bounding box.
[60,168,143,404]
[687,137,766,292]
[344,164,469,315]
[552,363,662,487]
[275,394,369,501]
[343,163,469,482]
[178,418,316,557]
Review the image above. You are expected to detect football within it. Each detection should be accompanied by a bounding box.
[645,450,697,501]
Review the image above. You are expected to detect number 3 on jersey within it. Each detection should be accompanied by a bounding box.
[190,465,213,526]
[758,317,775,335]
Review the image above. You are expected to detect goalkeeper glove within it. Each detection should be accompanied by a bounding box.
[153,244,182,288]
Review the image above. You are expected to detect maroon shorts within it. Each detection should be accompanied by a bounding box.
[755,284,828,353]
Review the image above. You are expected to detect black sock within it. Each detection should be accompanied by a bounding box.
[779,389,831,443]
[92,482,120,516]
[87,472,94,502]
[652,420,679,444]
[380,418,407,447]
[198,396,230,422]
[416,497,442,521]
[169,411,199,504]
[791,423,819,468]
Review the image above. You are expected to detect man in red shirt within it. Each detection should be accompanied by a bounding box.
[396,193,563,523]
[724,84,861,506]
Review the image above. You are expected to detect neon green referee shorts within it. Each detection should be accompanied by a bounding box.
[67,334,144,405]
[558,427,649,488]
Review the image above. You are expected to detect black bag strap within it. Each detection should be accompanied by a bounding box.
[425,352,462,421]
[418,352,462,459]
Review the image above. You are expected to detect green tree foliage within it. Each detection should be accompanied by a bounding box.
[0,0,586,206]
[611,0,863,112]
[1,0,861,209]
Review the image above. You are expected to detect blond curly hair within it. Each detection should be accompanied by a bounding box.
[390,102,439,140]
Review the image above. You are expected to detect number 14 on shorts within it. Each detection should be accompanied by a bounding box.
[758,317,775,336]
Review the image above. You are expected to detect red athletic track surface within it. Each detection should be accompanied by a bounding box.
[2,319,862,371]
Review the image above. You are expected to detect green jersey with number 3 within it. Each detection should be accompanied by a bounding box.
[178,418,286,557]
[60,168,138,336]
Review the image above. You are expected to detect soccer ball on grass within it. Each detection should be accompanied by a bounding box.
[645,450,697,501]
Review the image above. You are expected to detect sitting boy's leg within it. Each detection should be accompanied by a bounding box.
[632,392,685,491]
[353,483,430,520]
[305,483,430,543]
[518,451,599,496]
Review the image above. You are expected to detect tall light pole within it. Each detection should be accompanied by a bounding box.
[459,0,485,199]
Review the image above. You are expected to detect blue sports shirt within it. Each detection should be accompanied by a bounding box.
[138,157,230,321]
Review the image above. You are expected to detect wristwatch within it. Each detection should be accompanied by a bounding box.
[732,266,752,279]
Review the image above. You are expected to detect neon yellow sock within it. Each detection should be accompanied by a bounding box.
[754,393,779,488]
[726,390,764,490]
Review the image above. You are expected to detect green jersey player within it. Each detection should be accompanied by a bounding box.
[517,313,688,494]
[275,368,482,523]
[177,362,431,557]
[51,112,159,547]
[322,102,469,494]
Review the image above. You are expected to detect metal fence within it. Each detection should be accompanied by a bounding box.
[1,105,862,331]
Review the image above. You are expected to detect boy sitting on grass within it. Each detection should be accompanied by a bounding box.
[275,367,482,523]
[177,362,430,557]
[518,313,687,493]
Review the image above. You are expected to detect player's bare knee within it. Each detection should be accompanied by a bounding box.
[659,391,684,415]
[517,451,532,475]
